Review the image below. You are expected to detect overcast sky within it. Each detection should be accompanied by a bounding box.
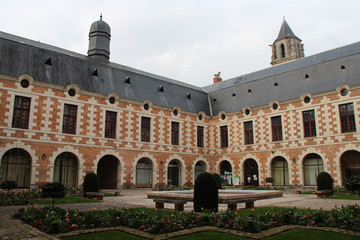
[1,0,359,87]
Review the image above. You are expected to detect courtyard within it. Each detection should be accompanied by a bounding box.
[0,188,359,239]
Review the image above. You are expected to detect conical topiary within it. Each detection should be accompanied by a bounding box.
[317,172,334,192]
[83,172,100,197]
[194,172,218,212]
[212,173,222,189]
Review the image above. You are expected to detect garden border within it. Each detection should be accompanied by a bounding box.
[54,225,360,239]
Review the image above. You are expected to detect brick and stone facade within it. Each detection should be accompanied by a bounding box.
[0,18,359,189]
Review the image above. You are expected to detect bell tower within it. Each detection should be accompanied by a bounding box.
[88,14,111,63]
[270,18,304,66]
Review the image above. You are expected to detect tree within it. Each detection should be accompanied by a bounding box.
[344,175,360,196]
[41,182,66,209]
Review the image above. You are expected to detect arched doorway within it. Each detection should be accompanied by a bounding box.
[303,154,324,186]
[0,148,31,188]
[136,158,153,188]
[244,159,259,186]
[194,161,206,182]
[168,160,181,186]
[97,155,118,189]
[54,152,78,187]
[271,157,289,186]
[341,150,360,183]
[220,160,232,186]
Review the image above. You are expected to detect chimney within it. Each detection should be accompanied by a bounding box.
[213,72,222,84]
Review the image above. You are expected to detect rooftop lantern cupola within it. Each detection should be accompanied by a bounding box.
[270,17,304,66]
[88,14,111,63]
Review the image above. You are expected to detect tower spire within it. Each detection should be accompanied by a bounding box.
[270,18,304,66]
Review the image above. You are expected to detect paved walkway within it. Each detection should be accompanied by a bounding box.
[0,189,358,239]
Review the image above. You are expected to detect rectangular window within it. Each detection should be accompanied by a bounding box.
[141,117,151,142]
[339,103,356,133]
[62,104,77,134]
[197,126,204,148]
[105,111,117,139]
[271,116,283,141]
[244,121,254,145]
[12,96,31,129]
[302,110,316,137]
[220,125,228,148]
[171,121,180,145]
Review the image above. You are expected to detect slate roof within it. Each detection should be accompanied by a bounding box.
[0,31,210,115]
[203,41,360,115]
[275,18,299,41]
[1,29,359,117]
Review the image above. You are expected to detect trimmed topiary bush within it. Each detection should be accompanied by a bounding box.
[194,172,218,212]
[344,175,360,196]
[41,182,66,209]
[317,172,334,192]
[1,180,17,193]
[83,172,100,197]
[212,173,222,189]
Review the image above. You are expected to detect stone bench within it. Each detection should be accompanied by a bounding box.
[153,199,187,211]
[220,198,256,210]
[315,190,332,198]
[86,192,104,200]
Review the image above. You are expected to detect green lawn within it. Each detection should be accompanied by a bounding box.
[61,230,145,240]
[35,194,100,204]
[325,192,360,200]
[34,193,120,205]
[301,191,360,200]
[61,228,359,240]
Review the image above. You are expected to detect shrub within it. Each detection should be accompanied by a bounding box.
[194,172,218,212]
[344,175,360,196]
[41,182,66,209]
[212,173,222,189]
[317,172,334,192]
[265,177,274,184]
[83,172,99,197]
[1,180,17,193]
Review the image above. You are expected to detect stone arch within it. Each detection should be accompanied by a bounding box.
[135,158,153,188]
[53,152,78,187]
[243,158,259,186]
[191,157,210,184]
[298,148,328,185]
[133,152,158,187]
[0,148,32,188]
[340,150,360,185]
[0,141,39,185]
[164,154,186,187]
[218,159,234,186]
[95,150,124,189]
[266,151,293,185]
[240,153,261,185]
[48,145,85,186]
[271,156,289,186]
[302,153,324,186]
[334,144,360,185]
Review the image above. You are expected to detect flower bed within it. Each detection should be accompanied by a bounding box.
[0,187,82,206]
[13,205,360,235]
[0,190,42,206]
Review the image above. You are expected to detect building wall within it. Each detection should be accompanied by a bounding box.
[0,72,359,188]
[210,84,360,186]
[0,74,212,188]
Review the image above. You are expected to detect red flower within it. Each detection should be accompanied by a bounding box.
[34,219,41,227]
[272,221,279,227]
